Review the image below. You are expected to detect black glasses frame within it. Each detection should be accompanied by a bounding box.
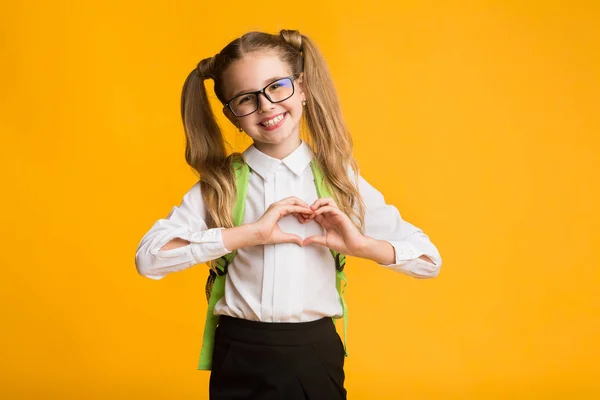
[224,76,296,117]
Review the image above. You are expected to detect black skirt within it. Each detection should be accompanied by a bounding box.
[209,315,347,400]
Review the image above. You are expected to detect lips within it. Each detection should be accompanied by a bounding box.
[258,112,287,130]
[259,112,286,126]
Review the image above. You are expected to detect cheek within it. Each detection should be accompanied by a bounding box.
[240,118,258,129]
[288,100,304,117]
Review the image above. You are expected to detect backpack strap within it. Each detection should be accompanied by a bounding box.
[197,157,249,370]
[336,270,349,356]
[310,160,349,356]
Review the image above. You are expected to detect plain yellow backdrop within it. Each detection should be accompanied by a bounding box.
[1,1,599,399]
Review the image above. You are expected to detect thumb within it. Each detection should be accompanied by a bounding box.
[278,233,304,247]
[303,235,327,247]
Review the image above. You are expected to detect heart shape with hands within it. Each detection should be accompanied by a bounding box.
[253,196,369,258]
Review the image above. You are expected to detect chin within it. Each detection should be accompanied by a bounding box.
[254,127,298,142]
[261,134,293,145]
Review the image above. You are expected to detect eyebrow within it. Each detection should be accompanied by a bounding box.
[229,76,289,99]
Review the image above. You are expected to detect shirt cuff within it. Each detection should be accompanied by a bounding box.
[377,240,424,266]
[378,240,441,278]
[188,227,231,264]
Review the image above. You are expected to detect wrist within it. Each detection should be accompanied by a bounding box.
[246,222,266,246]
[222,224,264,251]
[355,236,395,265]
[353,236,377,259]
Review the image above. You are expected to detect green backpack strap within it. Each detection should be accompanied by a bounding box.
[336,270,348,356]
[197,157,249,370]
[310,160,349,356]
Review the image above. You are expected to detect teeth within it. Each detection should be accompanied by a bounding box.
[262,114,284,127]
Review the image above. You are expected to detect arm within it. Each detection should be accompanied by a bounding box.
[158,224,261,253]
[356,238,435,266]
[355,172,442,279]
[135,184,307,279]
[134,182,232,280]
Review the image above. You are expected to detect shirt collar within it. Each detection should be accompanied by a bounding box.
[242,140,313,179]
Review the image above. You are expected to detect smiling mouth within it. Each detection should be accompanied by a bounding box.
[259,113,286,127]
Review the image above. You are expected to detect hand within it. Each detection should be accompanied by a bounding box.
[252,196,314,247]
[302,197,369,257]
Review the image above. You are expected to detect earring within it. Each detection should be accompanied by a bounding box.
[302,100,306,106]
[238,127,243,132]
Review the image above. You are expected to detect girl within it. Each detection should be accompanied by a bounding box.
[135,29,442,400]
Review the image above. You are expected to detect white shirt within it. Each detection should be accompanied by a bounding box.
[135,140,442,322]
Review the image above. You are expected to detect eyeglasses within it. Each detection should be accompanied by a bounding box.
[224,76,296,117]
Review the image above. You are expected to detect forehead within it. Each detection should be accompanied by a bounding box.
[221,51,292,98]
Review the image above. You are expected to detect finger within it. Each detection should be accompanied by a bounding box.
[310,197,339,210]
[292,212,309,224]
[312,205,341,217]
[303,235,327,247]
[274,205,315,221]
[295,213,311,224]
[269,201,310,213]
[277,233,304,247]
[275,205,314,214]
[278,196,311,208]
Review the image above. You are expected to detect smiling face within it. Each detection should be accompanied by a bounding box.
[221,51,306,159]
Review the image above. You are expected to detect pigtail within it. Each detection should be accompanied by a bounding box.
[181,58,228,173]
[180,57,238,268]
[280,30,366,232]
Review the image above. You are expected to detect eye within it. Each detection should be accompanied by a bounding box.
[237,95,253,104]
[269,83,281,91]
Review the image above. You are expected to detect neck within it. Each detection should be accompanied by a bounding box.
[253,137,302,160]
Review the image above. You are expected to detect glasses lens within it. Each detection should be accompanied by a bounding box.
[230,94,258,116]
[265,78,294,103]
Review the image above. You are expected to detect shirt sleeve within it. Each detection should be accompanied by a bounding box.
[134,182,231,280]
[356,171,443,279]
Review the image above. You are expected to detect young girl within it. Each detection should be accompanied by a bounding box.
[135,29,442,400]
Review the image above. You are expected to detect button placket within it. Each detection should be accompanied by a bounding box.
[261,173,275,321]
[272,168,306,320]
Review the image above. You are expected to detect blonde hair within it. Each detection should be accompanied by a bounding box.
[180,29,366,269]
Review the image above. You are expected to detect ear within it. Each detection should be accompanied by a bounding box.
[296,73,306,102]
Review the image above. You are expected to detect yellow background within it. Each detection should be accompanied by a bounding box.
[1,1,599,399]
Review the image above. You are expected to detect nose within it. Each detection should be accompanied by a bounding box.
[257,92,275,113]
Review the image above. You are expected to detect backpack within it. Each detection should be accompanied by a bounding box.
[197,156,349,370]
